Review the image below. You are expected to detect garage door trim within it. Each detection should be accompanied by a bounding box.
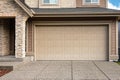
[33,21,111,61]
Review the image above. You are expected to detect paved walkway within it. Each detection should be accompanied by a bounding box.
[1,61,120,80]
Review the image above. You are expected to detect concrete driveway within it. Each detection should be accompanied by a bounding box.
[1,61,120,80]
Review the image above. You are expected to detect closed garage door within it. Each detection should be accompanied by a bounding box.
[35,25,108,60]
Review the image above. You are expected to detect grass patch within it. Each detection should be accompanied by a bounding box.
[116,62,120,65]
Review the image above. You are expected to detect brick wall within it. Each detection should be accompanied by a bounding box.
[110,19,117,60]
[0,19,10,56]
[0,20,3,56]
[25,0,39,8]
[26,19,33,56]
[25,0,107,8]
[9,19,15,55]
[2,20,10,56]
[76,0,107,8]
[25,0,76,8]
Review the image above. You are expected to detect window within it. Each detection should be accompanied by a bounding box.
[84,0,99,4]
[43,0,58,4]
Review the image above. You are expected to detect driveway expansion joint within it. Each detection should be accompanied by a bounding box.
[71,61,73,80]
[93,61,111,80]
[34,61,50,80]
[1,61,120,80]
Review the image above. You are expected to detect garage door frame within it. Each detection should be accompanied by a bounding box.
[33,21,111,61]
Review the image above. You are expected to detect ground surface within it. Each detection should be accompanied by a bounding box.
[1,61,120,80]
[0,69,12,77]
[116,62,120,65]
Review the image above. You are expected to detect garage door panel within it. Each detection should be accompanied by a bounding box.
[35,26,108,60]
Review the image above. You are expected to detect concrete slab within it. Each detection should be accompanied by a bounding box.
[0,56,32,70]
[94,61,120,80]
[0,56,23,62]
[0,56,32,62]
[1,61,120,80]
[1,61,72,80]
[1,71,40,80]
[16,61,48,71]
[73,61,108,80]
[0,62,24,70]
[35,61,71,80]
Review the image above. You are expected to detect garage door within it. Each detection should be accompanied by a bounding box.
[35,25,108,60]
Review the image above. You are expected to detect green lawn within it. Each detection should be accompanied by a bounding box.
[116,62,120,65]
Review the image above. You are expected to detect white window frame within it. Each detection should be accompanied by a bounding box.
[83,0,99,4]
[42,0,59,5]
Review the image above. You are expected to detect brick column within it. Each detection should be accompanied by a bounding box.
[15,16,28,58]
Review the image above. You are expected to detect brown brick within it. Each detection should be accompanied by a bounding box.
[76,0,107,8]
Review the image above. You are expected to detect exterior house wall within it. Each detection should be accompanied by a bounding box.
[25,0,76,8]
[26,18,118,61]
[39,0,76,8]
[0,20,9,56]
[76,0,107,8]
[0,0,29,58]
[0,20,4,56]
[0,19,12,56]
[26,19,33,56]
[60,0,76,8]
[9,19,15,55]
[2,20,10,56]
[118,22,120,57]
[0,0,118,61]
[25,0,39,8]
[25,0,107,8]
[110,19,118,60]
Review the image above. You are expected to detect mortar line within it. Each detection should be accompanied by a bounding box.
[93,61,111,80]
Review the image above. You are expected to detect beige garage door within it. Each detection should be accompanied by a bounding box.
[35,26,108,60]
